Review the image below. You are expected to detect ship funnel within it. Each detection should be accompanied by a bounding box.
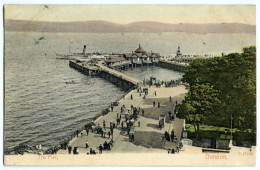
[83,45,87,55]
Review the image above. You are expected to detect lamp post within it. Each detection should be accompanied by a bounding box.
[229,115,233,148]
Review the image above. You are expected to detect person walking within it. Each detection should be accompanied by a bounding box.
[153,101,155,107]
[99,144,103,154]
[169,96,172,102]
[171,130,175,142]
[117,117,120,125]
[103,120,106,129]
[132,133,135,141]
[108,131,111,139]
[101,129,104,137]
[158,102,160,108]
[103,129,106,138]
[110,128,113,136]
[73,147,78,155]
[171,134,174,142]
[76,130,79,138]
[121,121,124,129]
[85,141,89,149]
[68,145,72,154]
[86,128,89,136]
[131,94,133,100]
[164,131,168,139]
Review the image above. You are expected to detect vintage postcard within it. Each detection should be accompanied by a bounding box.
[3,4,256,166]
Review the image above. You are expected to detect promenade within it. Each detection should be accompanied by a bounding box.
[57,85,187,155]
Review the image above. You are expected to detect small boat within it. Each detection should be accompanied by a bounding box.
[65,80,76,84]
[38,36,44,41]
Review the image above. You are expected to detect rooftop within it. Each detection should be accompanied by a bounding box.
[135,44,146,53]
[106,56,126,63]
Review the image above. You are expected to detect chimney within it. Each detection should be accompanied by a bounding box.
[83,45,87,55]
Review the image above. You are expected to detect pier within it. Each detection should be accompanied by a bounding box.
[97,63,141,87]
[69,60,100,76]
[65,59,187,155]
[69,60,141,88]
[158,60,188,72]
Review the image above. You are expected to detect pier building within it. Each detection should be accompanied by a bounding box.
[120,44,161,67]
[176,46,182,57]
[173,46,213,63]
[105,56,131,70]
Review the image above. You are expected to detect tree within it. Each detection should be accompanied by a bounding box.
[177,83,220,138]
[177,46,256,135]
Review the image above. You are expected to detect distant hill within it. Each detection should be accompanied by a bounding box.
[4,20,256,34]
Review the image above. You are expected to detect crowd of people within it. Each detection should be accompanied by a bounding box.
[60,84,183,155]
[168,141,183,154]
[79,102,140,154]
[143,76,183,88]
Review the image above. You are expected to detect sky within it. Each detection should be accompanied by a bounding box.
[4,5,256,25]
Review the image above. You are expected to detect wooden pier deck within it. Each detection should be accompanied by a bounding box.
[69,60,100,75]
[69,60,141,86]
[158,60,188,72]
[97,63,141,86]
[160,60,188,66]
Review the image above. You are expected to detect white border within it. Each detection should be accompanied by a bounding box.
[0,0,258,5]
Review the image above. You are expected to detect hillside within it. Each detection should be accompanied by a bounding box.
[4,20,256,34]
